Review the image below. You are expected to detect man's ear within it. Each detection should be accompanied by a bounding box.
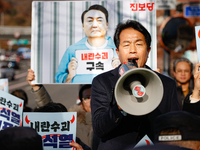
[116,48,119,56]
[80,102,84,109]
[106,22,109,30]
[82,24,84,28]
[147,47,151,54]
[147,47,151,58]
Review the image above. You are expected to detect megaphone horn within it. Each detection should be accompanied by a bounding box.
[115,68,163,116]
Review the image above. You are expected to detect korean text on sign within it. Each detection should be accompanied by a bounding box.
[75,49,114,75]
[130,3,154,11]
[23,112,77,150]
[0,90,24,131]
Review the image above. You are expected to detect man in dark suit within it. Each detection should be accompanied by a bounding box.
[91,20,180,150]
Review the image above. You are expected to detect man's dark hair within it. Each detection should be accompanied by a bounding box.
[81,4,108,24]
[173,57,193,73]
[79,84,91,102]
[34,102,68,112]
[114,20,151,50]
[11,89,28,106]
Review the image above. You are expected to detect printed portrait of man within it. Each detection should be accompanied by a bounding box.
[55,4,120,83]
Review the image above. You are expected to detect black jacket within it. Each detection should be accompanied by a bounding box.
[91,65,180,150]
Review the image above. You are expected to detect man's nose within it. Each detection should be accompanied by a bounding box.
[130,44,137,53]
[92,20,98,27]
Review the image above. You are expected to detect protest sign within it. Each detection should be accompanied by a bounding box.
[31,0,156,84]
[0,90,24,130]
[195,26,200,62]
[23,112,77,150]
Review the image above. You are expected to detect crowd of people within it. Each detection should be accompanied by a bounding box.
[0,4,200,150]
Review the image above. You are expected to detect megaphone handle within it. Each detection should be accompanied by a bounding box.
[110,87,115,106]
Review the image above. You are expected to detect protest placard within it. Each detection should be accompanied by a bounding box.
[31,0,156,84]
[0,90,24,130]
[23,112,77,150]
[195,26,200,62]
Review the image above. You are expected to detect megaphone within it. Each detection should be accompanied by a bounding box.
[115,62,163,116]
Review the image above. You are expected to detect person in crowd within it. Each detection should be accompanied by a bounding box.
[0,126,43,150]
[26,69,98,149]
[26,69,52,108]
[11,89,32,112]
[183,62,200,115]
[55,4,120,83]
[91,19,180,150]
[154,111,200,150]
[69,84,100,149]
[173,57,194,109]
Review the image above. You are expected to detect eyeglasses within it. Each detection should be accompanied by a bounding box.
[175,70,191,74]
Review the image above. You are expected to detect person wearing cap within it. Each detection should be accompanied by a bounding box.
[0,127,43,150]
[154,111,200,150]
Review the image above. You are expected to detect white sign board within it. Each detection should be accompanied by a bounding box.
[195,26,200,62]
[134,135,154,148]
[0,79,8,93]
[0,90,24,130]
[75,49,114,75]
[23,112,77,150]
[31,0,157,84]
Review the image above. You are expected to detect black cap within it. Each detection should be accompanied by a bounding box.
[0,127,43,150]
[154,111,200,142]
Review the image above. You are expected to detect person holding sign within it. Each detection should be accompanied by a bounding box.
[55,4,119,83]
[27,69,99,149]
[91,20,180,150]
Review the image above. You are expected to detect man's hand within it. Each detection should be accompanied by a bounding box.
[112,57,121,68]
[65,57,78,83]
[192,63,200,99]
[69,142,83,150]
[26,69,40,91]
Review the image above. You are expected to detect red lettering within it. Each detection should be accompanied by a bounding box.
[81,54,87,60]
[138,3,145,11]
[130,3,137,11]
[102,52,108,59]
[95,53,101,59]
[147,3,154,11]
[88,53,94,60]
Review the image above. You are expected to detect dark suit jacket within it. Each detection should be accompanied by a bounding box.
[183,92,200,116]
[91,65,180,150]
